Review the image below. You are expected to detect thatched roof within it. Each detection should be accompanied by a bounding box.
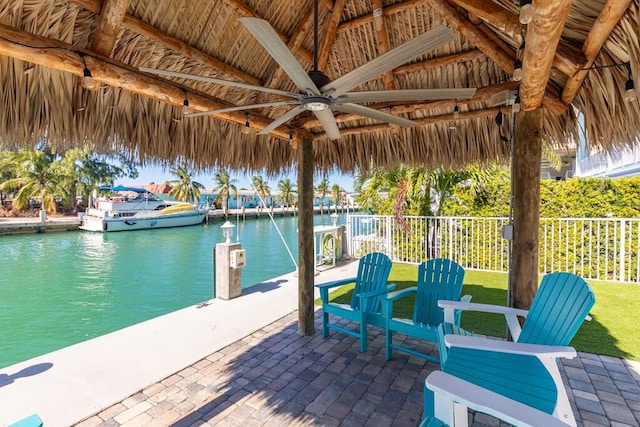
[0,0,638,174]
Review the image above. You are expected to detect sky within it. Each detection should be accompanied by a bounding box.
[115,165,356,192]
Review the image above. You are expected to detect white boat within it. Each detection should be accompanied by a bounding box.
[79,186,209,232]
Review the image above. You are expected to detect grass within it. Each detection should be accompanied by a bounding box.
[316,264,640,361]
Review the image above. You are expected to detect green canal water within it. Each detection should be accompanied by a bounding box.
[0,212,347,369]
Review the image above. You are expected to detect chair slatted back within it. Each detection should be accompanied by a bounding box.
[350,252,392,313]
[414,259,465,326]
[519,272,595,346]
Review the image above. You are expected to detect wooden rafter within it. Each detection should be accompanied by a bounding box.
[394,49,485,74]
[561,0,632,105]
[0,23,312,142]
[322,0,334,11]
[317,0,346,71]
[299,81,518,129]
[372,0,395,90]
[337,0,426,33]
[519,0,572,111]
[264,3,314,90]
[220,0,313,63]
[314,106,503,139]
[448,0,522,44]
[71,0,263,86]
[91,0,130,57]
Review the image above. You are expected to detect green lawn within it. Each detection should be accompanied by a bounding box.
[317,264,640,361]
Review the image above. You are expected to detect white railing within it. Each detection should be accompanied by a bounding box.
[346,214,640,283]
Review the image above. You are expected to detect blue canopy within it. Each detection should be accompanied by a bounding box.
[98,186,149,193]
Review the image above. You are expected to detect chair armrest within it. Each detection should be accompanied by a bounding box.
[384,286,417,302]
[358,284,396,299]
[425,372,570,427]
[445,335,577,359]
[315,277,356,290]
[439,300,528,340]
[438,300,529,317]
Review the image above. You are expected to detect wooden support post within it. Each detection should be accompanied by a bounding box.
[298,138,315,335]
[510,109,543,310]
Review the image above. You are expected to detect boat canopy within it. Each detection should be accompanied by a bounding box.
[99,186,149,193]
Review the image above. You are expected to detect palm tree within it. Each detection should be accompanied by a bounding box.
[330,183,345,213]
[0,149,61,213]
[252,175,271,210]
[167,164,205,204]
[212,169,238,215]
[276,178,297,208]
[315,177,329,214]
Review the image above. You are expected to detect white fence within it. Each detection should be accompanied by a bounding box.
[345,215,640,283]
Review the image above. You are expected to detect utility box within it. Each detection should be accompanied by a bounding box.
[215,242,242,300]
[230,249,246,269]
[501,224,513,240]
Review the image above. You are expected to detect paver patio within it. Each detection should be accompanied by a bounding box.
[75,311,640,427]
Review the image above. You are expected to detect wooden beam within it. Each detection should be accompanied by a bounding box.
[337,0,426,33]
[429,0,514,73]
[520,0,572,111]
[312,106,503,139]
[317,0,346,71]
[0,23,312,142]
[71,0,263,86]
[220,0,313,63]
[510,108,543,310]
[372,0,396,90]
[301,81,517,129]
[394,49,485,75]
[448,0,522,45]
[297,137,315,335]
[91,0,130,57]
[322,0,334,11]
[265,3,314,90]
[561,0,632,105]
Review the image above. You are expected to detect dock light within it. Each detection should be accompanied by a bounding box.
[242,113,251,135]
[625,63,637,103]
[331,213,339,226]
[221,221,235,244]
[453,103,460,119]
[513,59,523,82]
[80,54,99,90]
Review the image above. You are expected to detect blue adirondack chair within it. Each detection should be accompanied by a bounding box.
[420,371,570,427]
[432,272,595,427]
[316,252,394,352]
[381,258,470,362]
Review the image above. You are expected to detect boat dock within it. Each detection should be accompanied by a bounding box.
[0,206,358,235]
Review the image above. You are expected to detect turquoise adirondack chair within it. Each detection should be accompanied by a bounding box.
[381,258,470,362]
[420,371,570,427]
[432,272,595,427]
[316,252,394,352]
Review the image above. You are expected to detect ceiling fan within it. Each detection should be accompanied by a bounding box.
[140,1,476,140]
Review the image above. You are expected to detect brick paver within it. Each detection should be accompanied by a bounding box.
[75,311,640,426]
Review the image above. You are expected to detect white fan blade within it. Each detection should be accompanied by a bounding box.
[342,88,477,103]
[184,101,297,118]
[139,67,296,98]
[314,109,341,140]
[240,18,320,94]
[332,103,415,128]
[326,26,455,97]
[258,105,306,135]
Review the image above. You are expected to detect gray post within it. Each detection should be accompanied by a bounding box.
[215,242,242,300]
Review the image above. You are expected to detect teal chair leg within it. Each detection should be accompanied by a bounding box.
[423,382,435,419]
[322,309,329,337]
[359,310,368,352]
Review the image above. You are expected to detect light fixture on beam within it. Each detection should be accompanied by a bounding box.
[182,92,195,115]
[80,54,99,90]
[453,101,460,119]
[512,93,521,113]
[625,62,637,103]
[519,0,533,24]
[513,59,523,82]
[242,113,251,135]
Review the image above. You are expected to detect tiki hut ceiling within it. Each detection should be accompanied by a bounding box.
[0,0,638,174]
